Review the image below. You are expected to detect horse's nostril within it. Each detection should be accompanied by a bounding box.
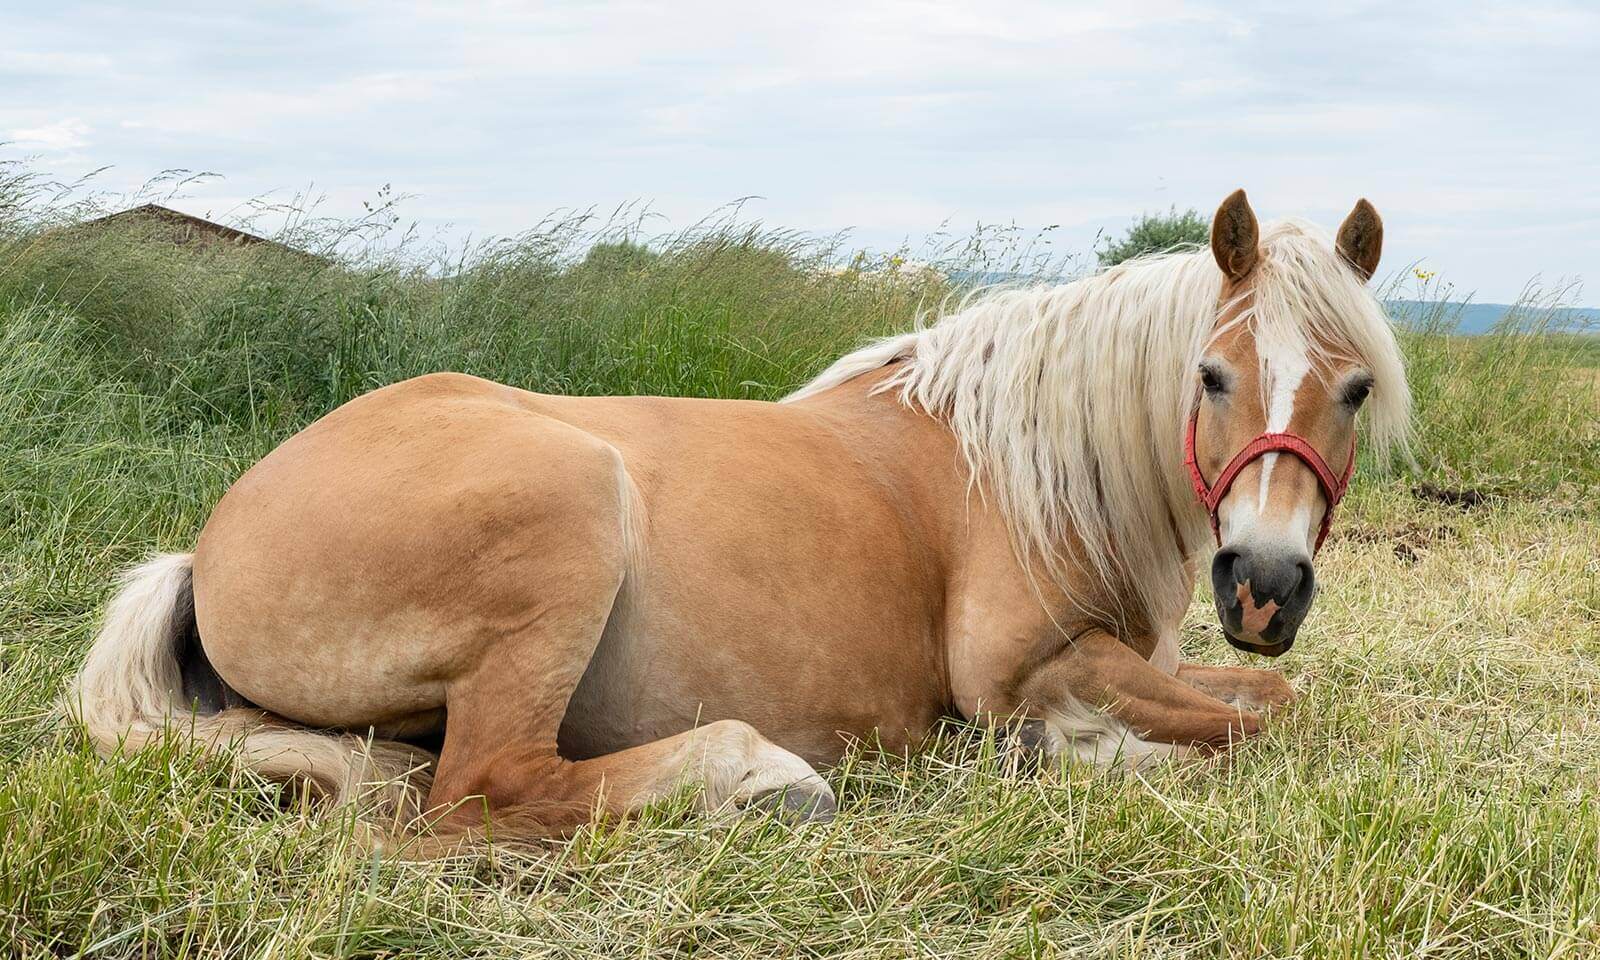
[1283,560,1304,596]
[1233,554,1251,586]
[1225,550,1248,583]
[1294,559,1316,600]
[1266,556,1314,604]
[1211,549,1242,591]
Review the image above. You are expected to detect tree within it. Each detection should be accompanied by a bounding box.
[1096,207,1209,267]
[577,239,659,274]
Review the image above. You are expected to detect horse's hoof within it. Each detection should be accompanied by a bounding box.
[1001,718,1053,756]
[748,780,837,824]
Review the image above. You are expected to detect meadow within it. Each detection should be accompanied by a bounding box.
[1,165,1598,958]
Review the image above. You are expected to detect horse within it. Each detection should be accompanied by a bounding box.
[66,190,1409,844]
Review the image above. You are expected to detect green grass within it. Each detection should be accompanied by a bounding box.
[1388,295,1600,494]
[1,162,1598,957]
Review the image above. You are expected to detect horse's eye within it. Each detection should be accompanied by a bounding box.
[1342,378,1373,409]
[1199,364,1226,396]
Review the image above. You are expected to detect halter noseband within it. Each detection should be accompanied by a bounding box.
[1183,406,1356,553]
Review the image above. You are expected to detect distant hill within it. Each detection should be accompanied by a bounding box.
[945,270,1598,335]
[1384,301,1599,335]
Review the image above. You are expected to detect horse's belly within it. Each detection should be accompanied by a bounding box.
[558,570,949,767]
[545,403,953,766]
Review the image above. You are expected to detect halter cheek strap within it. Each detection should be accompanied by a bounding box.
[1183,406,1357,553]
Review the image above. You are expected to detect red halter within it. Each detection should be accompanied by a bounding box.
[1183,406,1356,553]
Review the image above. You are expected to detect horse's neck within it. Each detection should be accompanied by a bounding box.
[791,364,1194,646]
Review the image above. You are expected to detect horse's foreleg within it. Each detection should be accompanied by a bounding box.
[1013,629,1261,766]
[1176,663,1297,711]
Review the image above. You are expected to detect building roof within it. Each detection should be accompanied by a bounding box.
[79,203,324,260]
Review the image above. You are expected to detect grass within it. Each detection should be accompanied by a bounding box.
[1,161,1598,957]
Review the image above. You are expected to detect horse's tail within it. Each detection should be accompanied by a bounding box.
[62,553,432,822]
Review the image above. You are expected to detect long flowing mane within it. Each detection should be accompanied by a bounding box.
[787,219,1410,629]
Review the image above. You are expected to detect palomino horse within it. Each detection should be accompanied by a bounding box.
[68,191,1408,841]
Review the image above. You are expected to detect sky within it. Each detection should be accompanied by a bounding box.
[4,1,1598,303]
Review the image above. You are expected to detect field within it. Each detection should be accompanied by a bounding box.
[2,169,1599,958]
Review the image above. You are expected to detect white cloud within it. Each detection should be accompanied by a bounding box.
[0,50,113,75]
[9,117,91,151]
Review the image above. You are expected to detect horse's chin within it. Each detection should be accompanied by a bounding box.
[1223,631,1295,658]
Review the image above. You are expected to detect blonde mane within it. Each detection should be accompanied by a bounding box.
[788,218,1410,629]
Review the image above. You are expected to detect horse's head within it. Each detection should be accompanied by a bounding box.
[1189,189,1389,656]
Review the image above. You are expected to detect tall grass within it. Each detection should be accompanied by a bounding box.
[0,209,931,434]
[1388,280,1599,495]
[2,159,1598,956]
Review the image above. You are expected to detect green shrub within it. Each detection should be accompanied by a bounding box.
[1095,207,1209,266]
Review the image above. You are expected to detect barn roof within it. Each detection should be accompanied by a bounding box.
[79,203,325,260]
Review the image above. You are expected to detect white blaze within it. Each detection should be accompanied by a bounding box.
[1256,343,1311,514]
[1218,340,1318,547]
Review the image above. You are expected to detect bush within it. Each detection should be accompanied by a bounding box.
[1096,207,1209,266]
[0,202,951,436]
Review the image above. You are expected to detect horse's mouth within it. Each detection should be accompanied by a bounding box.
[1213,571,1310,658]
[1224,632,1294,657]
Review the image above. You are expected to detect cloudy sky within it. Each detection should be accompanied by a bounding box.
[5,1,1597,301]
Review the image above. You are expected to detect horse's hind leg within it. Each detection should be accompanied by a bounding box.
[427,662,836,837]
[420,447,832,838]
[419,553,832,832]
[423,566,835,830]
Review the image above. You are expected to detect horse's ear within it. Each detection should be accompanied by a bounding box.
[1336,198,1383,281]
[1211,189,1259,282]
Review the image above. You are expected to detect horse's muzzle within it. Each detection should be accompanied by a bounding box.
[1211,544,1316,657]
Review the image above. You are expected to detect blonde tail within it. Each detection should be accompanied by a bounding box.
[62,553,431,821]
